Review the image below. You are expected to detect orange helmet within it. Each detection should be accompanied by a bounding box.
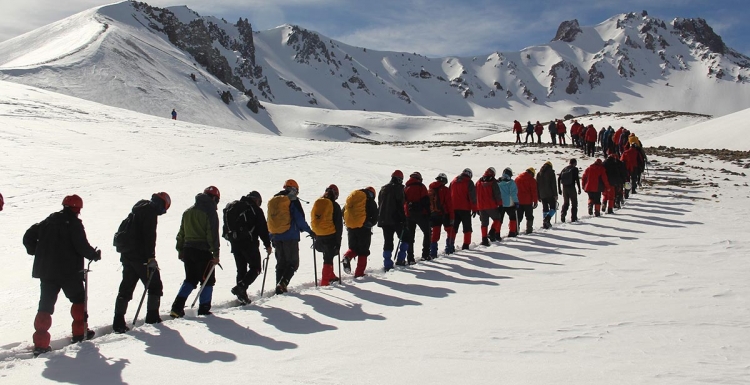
[284,179,299,191]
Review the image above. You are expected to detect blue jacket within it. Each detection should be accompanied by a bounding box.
[497,175,518,207]
[270,191,312,242]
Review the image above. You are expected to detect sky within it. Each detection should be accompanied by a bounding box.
[0,0,748,58]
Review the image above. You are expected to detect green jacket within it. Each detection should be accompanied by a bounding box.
[176,193,220,257]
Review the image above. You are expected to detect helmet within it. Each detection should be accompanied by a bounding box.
[544,161,553,167]
[484,167,496,177]
[435,172,448,183]
[248,191,262,205]
[391,170,404,180]
[62,194,83,213]
[366,186,376,197]
[283,179,299,191]
[503,167,513,177]
[410,172,422,181]
[462,168,473,178]
[153,192,171,210]
[325,184,339,199]
[203,186,220,200]
[526,167,536,176]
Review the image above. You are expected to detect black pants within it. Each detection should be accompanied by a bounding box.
[525,132,534,143]
[380,224,403,252]
[315,234,339,264]
[558,134,566,145]
[232,241,262,287]
[586,141,596,157]
[498,206,517,222]
[274,240,300,285]
[631,172,640,192]
[587,191,602,205]
[182,247,216,287]
[347,226,372,256]
[404,217,430,258]
[117,258,163,302]
[561,185,578,220]
[38,278,85,314]
[515,133,521,143]
[453,210,472,233]
[550,132,557,145]
[516,205,534,229]
[479,208,501,227]
[536,133,542,143]
[541,198,557,214]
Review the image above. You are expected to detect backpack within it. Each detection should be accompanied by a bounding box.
[23,222,40,255]
[222,200,254,241]
[113,213,137,253]
[428,186,444,215]
[343,190,367,229]
[311,198,335,236]
[559,166,575,186]
[267,195,292,234]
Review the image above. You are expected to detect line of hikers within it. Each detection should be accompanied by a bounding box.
[512,119,645,156]
[16,140,647,356]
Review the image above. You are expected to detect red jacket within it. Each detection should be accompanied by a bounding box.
[475,176,502,210]
[450,174,476,211]
[428,181,454,220]
[404,177,429,218]
[515,171,538,205]
[556,121,567,134]
[571,122,581,136]
[534,123,544,135]
[585,125,598,142]
[614,128,625,147]
[582,159,611,193]
[513,121,522,133]
[621,147,639,172]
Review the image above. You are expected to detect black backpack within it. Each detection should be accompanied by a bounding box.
[113,213,137,253]
[560,166,575,186]
[222,200,255,241]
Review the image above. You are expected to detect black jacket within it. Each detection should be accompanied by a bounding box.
[121,200,159,263]
[603,157,626,187]
[536,164,558,200]
[230,195,272,251]
[364,191,380,228]
[27,208,98,280]
[377,178,405,227]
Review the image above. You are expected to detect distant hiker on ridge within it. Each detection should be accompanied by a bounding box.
[171,109,177,120]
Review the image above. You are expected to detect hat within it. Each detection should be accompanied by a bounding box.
[526,167,536,176]
[392,170,404,180]
[410,172,423,181]
[462,168,473,178]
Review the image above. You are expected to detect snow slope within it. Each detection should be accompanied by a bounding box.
[650,107,750,150]
[1,81,750,384]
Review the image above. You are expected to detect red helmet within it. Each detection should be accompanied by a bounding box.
[154,192,171,210]
[204,186,220,200]
[366,186,376,197]
[410,171,422,181]
[325,184,339,199]
[391,170,404,180]
[62,194,83,213]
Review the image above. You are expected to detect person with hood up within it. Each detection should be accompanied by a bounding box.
[403,172,431,263]
[536,161,559,229]
[556,120,567,145]
[515,168,538,234]
[342,187,378,277]
[524,121,535,144]
[428,173,453,259]
[112,192,171,333]
[497,167,519,237]
[584,124,598,157]
[475,167,503,245]
[171,186,221,317]
[582,159,611,217]
[267,180,314,295]
[449,168,476,251]
[513,120,523,143]
[377,170,406,271]
[312,185,343,285]
[558,159,582,222]
[570,120,582,147]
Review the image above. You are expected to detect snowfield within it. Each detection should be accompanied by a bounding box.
[650,107,750,151]
[1,80,750,384]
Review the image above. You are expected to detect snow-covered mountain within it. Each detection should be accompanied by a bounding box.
[0,2,748,138]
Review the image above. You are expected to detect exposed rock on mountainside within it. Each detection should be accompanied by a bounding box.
[553,19,582,43]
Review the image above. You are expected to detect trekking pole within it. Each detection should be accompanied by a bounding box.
[191,262,222,308]
[337,253,342,281]
[555,201,559,223]
[393,225,407,262]
[260,251,271,296]
[132,265,156,327]
[83,258,93,338]
[312,239,318,287]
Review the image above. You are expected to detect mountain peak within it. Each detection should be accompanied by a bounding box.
[552,19,581,43]
[672,17,726,54]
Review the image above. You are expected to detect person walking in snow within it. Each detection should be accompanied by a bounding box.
[534,121,544,144]
[342,187,378,276]
[525,121,535,144]
[513,120,523,144]
[171,186,221,317]
[428,173,453,259]
[582,159,610,217]
[171,109,177,120]
[497,168,519,237]
[311,185,342,285]
[536,161,558,229]
[603,155,626,213]
[403,172,431,263]
[227,191,272,304]
[570,120,581,148]
[23,195,101,356]
[548,120,557,145]
[112,192,171,333]
[558,159,582,222]
[449,168,476,251]
[557,120,567,145]
[584,124,598,157]
[267,180,314,294]
[515,167,538,234]
[378,170,406,270]
[621,144,644,195]
[475,167,503,245]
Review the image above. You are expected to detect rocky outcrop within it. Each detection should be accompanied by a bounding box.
[672,18,726,54]
[549,61,583,95]
[553,19,582,43]
[286,26,338,68]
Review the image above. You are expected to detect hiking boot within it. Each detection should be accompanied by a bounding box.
[560,216,566,223]
[113,314,129,334]
[342,257,352,274]
[71,329,95,343]
[33,346,52,357]
[481,237,490,246]
[507,232,518,237]
[461,244,470,250]
[525,228,533,235]
[170,296,187,318]
[395,259,406,266]
[231,285,251,304]
[407,256,416,265]
[144,312,162,324]
[588,206,593,215]
[487,229,497,242]
[197,304,212,316]
[607,207,614,214]
[275,280,288,295]
[421,255,433,261]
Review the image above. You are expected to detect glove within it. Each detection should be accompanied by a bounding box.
[533,202,538,209]
[211,256,221,265]
[91,248,102,261]
[265,245,273,255]
[307,231,316,239]
[146,258,158,270]
[471,211,477,218]
[178,251,184,261]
